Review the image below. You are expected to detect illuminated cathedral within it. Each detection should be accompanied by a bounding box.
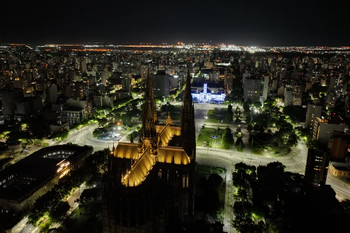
[102,70,196,233]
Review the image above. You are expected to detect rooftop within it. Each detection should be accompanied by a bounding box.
[63,106,84,111]
[331,162,350,172]
[0,145,92,203]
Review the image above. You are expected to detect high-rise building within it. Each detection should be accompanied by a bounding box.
[262,75,269,102]
[102,70,196,233]
[46,84,58,104]
[345,92,350,118]
[313,116,345,146]
[284,88,293,106]
[141,65,149,81]
[292,84,303,106]
[305,104,322,131]
[151,70,170,97]
[81,59,87,74]
[101,71,107,86]
[15,99,32,115]
[243,76,263,102]
[0,87,24,120]
[305,149,329,185]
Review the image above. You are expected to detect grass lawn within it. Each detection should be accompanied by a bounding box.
[205,109,220,123]
[251,147,264,155]
[208,109,220,115]
[197,127,226,148]
[221,108,231,124]
[205,118,219,123]
[251,147,283,157]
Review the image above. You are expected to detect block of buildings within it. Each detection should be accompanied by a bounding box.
[62,106,86,125]
[0,145,93,213]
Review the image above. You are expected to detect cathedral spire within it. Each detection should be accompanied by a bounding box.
[184,68,193,103]
[142,70,157,139]
[181,66,195,159]
[144,70,157,122]
[140,70,158,154]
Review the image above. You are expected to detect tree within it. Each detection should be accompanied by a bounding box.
[263,97,277,110]
[51,201,70,222]
[235,106,241,114]
[286,132,299,147]
[245,112,252,124]
[267,161,286,173]
[235,115,242,124]
[225,111,233,123]
[222,128,234,149]
[98,118,108,127]
[207,174,224,188]
[243,100,252,112]
[93,128,103,138]
[232,201,259,233]
[228,104,233,114]
[224,105,234,123]
[253,124,260,132]
[52,129,69,141]
[236,137,244,151]
[247,124,253,132]
[253,101,262,109]
[234,162,249,172]
[265,221,284,233]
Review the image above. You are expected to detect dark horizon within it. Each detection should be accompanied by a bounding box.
[4,41,350,47]
[2,0,350,46]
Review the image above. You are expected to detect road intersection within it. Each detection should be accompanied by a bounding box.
[11,102,350,233]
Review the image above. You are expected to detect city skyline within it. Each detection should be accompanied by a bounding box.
[2,22,350,231]
[1,0,350,46]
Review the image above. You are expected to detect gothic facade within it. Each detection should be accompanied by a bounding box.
[102,70,196,233]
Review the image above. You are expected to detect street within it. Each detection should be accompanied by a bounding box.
[59,102,350,232]
[196,145,305,233]
[326,175,350,201]
[12,184,87,233]
[9,102,350,233]
[62,124,114,151]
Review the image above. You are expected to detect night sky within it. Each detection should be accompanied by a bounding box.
[1,0,350,46]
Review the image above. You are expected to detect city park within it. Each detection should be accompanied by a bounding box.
[0,80,317,233]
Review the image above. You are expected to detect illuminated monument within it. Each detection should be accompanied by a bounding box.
[191,83,225,103]
[102,70,196,233]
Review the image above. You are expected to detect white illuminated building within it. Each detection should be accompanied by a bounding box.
[191,83,225,103]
